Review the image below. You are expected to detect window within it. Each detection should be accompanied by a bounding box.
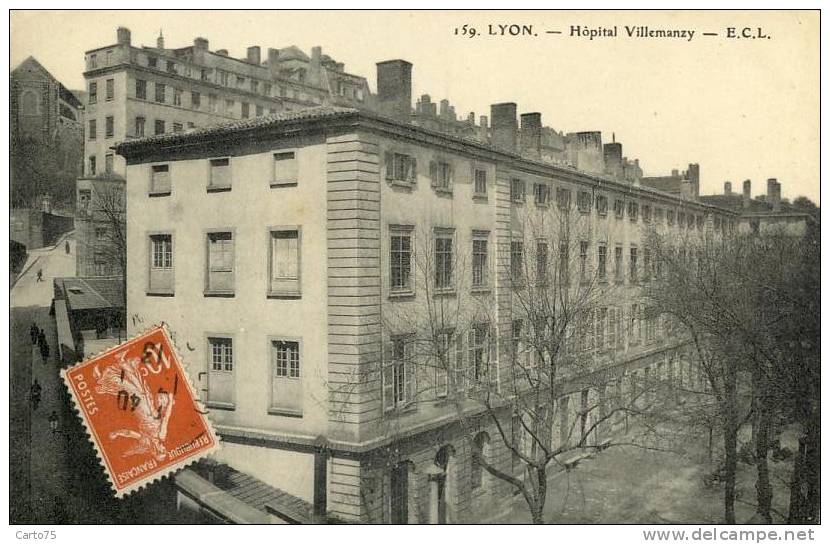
[148,234,173,293]
[608,307,620,351]
[241,102,250,118]
[150,164,171,194]
[207,337,234,407]
[468,324,491,385]
[88,156,96,176]
[385,152,417,183]
[95,226,107,242]
[678,212,685,229]
[696,215,704,230]
[627,201,639,222]
[383,336,414,412]
[614,199,624,219]
[187,122,195,129]
[512,319,523,355]
[643,205,652,223]
[236,76,246,87]
[104,154,113,174]
[135,116,145,137]
[655,207,664,224]
[629,304,641,346]
[558,242,570,285]
[105,79,114,101]
[597,244,607,281]
[510,241,523,284]
[271,340,302,414]
[173,88,182,106]
[208,94,218,113]
[667,210,675,226]
[154,83,166,103]
[434,230,454,290]
[88,82,97,104]
[472,234,489,289]
[390,227,413,293]
[596,307,608,352]
[434,331,452,398]
[536,240,548,284]
[154,119,165,135]
[166,60,176,74]
[206,232,234,294]
[78,189,91,211]
[89,54,97,69]
[579,241,589,282]
[271,151,298,186]
[578,191,592,213]
[94,252,107,276]
[474,169,487,197]
[643,249,652,281]
[88,119,97,140]
[269,229,300,296]
[255,104,263,117]
[105,116,114,138]
[208,158,231,189]
[596,195,608,216]
[429,160,453,191]
[471,433,487,490]
[147,56,157,69]
[614,246,624,282]
[629,247,638,283]
[556,188,572,210]
[191,91,201,109]
[534,183,550,206]
[173,122,183,133]
[224,99,234,115]
[264,83,272,97]
[201,68,210,82]
[510,179,525,203]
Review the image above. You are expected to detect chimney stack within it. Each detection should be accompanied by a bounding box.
[603,142,623,179]
[247,46,261,65]
[156,30,164,50]
[376,60,413,123]
[724,181,732,195]
[742,179,752,209]
[216,49,228,56]
[267,48,279,75]
[520,112,542,158]
[768,178,781,212]
[309,46,322,85]
[117,27,131,46]
[687,163,700,198]
[490,103,518,152]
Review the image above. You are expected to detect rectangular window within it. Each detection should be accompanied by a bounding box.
[150,164,171,194]
[643,249,652,281]
[105,116,114,138]
[536,240,548,284]
[264,83,272,97]
[89,54,97,69]
[272,151,298,186]
[88,82,97,104]
[385,152,417,183]
[597,244,607,281]
[534,183,550,206]
[173,122,183,133]
[269,229,300,296]
[95,226,107,242]
[154,119,165,135]
[596,307,607,352]
[474,169,487,197]
[201,68,210,82]
[630,247,638,283]
[614,199,624,219]
[173,88,182,106]
[105,154,113,174]
[149,234,173,293]
[558,242,569,285]
[88,156,96,176]
[510,240,523,285]
[207,337,234,407]
[206,232,234,294]
[166,60,176,74]
[556,188,571,210]
[208,94,218,113]
[578,191,592,213]
[628,201,639,222]
[209,158,231,189]
[191,91,201,109]
[579,241,589,282]
[135,116,145,137]
[667,210,675,226]
[390,228,413,292]
[155,82,166,103]
[510,179,525,203]
[135,79,146,99]
[241,102,250,118]
[643,205,652,223]
[88,119,97,140]
[429,160,453,190]
[434,230,454,290]
[472,233,489,289]
[383,336,414,412]
[434,331,452,399]
[596,195,608,216]
[655,207,664,224]
[255,105,264,117]
[224,99,234,115]
[78,189,91,211]
[615,246,624,282]
[468,324,490,386]
[105,78,114,101]
[147,56,157,69]
[271,340,302,414]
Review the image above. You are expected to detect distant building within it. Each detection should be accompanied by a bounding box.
[10,56,84,210]
[75,177,125,277]
[641,163,700,200]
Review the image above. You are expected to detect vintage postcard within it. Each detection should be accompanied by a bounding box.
[8,8,820,536]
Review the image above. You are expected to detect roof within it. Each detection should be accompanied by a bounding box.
[55,277,124,311]
[11,56,83,109]
[641,175,684,194]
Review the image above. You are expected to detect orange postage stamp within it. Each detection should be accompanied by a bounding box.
[61,324,219,497]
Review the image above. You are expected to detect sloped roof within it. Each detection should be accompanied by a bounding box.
[11,57,83,109]
[57,277,124,311]
[641,175,683,194]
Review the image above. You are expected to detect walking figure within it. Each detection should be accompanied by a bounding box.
[65,240,70,254]
[36,268,44,282]
[30,323,39,345]
[39,338,50,364]
[48,411,59,433]
[30,380,42,411]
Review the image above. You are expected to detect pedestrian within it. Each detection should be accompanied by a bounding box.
[36,268,44,282]
[65,240,70,254]
[30,380,42,411]
[30,323,38,345]
[48,411,59,433]
[40,339,50,364]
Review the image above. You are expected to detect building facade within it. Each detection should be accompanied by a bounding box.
[117,102,737,523]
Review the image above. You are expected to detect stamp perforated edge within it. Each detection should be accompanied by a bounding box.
[60,322,221,498]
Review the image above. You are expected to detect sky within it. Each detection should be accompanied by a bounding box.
[10,10,820,204]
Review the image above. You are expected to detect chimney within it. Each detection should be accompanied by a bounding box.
[724,181,732,195]
[490,103,518,152]
[117,27,131,46]
[742,179,752,209]
[194,37,208,50]
[247,46,261,65]
[216,49,228,56]
[768,178,781,212]
[479,115,488,129]
[520,112,542,158]
[603,142,623,179]
[267,48,279,75]
[467,112,475,124]
[376,60,413,123]
[671,169,679,177]
[156,30,164,50]
[687,163,700,198]
[439,99,450,119]
[309,46,322,86]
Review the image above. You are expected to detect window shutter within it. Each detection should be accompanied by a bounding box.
[383,342,394,412]
[489,327,497,388]
[448,163,454,187]
[467,329,476,387]
[429,161,438,187]
[407,157,417,182]
[404,344,415,405]
[455,334,465,393]
[385,152,394,181]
